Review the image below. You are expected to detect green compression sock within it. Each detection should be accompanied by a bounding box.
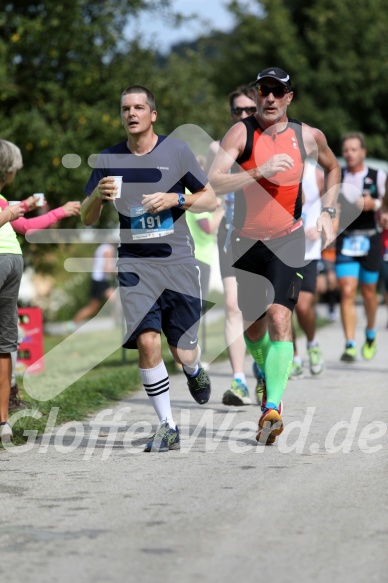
[244,331,271,374]
[265,341,293,408]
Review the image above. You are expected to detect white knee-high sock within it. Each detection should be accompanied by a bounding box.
[139,361,175,429]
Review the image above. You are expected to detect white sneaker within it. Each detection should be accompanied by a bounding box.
[308,346,325,375]
[0,421,13,443]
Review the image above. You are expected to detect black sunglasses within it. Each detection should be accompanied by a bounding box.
[256,84,289,98]
[231,106,257,116]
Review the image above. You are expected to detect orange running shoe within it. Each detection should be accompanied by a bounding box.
[256,407,284,445]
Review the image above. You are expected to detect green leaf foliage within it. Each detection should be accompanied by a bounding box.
[208,0,388,156]
[0,0,172,236]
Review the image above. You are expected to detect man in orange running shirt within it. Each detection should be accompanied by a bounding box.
[210,67,340,445]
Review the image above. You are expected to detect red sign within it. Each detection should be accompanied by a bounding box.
[17,307,45,374]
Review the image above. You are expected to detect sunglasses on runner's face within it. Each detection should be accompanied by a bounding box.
[256,84,289,98]
[231,106,257,115]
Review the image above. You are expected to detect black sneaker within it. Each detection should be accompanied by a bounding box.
[144,421,180,452]
[184,367,211,404]
[9,383,27,411]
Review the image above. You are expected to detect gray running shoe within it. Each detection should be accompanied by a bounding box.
[144,421,180,452]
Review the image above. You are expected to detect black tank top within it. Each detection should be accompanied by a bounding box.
[338,167,379,231]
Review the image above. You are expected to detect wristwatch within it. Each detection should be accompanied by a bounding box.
[321,207,337,219]
[177,193,186,208]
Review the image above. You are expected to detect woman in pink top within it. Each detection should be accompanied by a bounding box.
[0,196,80,234]
[1,194,81,420]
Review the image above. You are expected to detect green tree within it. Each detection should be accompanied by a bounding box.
[146,47,230,142]
[0,1,171,217]
[207,0,388,156]
[0,0,182,279]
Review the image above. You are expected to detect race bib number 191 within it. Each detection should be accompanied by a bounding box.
[130,206,174,240]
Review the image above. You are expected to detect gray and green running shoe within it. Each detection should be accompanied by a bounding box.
[144,421,180,452]
[253,363,266,406]
[362,338,377,361]
[308,346,325,375]
[184,367,211,404]
[340,343,357,362]
[222,380,251,406]
[289,361,304,379]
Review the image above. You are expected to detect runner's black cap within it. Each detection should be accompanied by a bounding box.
[254,67,291,89]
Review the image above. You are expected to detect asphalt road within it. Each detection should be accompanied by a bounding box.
[1,305,387,583]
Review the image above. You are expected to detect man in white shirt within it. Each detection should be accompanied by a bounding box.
[336,132,386,362]
[290,159,326,378]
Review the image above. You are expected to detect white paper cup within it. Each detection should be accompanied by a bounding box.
[33,193,45,207]
[111,176,123,199]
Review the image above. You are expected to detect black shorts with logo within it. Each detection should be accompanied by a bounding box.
[299,260,318,294]
[231,227,305,321]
